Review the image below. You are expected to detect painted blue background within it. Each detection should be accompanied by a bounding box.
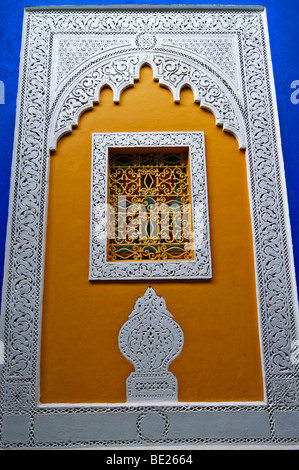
[0,1,298,302]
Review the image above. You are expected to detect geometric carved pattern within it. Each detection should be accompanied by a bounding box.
[272,378,298,405]
[0,6,298,448]
[4,384,31,411]
[118,287,184,402]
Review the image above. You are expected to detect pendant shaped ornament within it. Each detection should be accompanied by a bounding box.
[118,287,184,402]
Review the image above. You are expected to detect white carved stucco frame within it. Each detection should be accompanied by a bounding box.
[0,6,298,449]
[90,131,211,280]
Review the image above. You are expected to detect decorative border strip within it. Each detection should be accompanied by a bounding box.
[0,6,298,448]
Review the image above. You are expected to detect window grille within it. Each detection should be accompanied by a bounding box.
[107,148,194,262]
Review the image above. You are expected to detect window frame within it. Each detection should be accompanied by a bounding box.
[90,132,212,280]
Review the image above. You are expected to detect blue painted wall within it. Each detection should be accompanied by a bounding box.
[0,1,298,302]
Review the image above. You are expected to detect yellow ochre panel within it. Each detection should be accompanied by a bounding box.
[40,66,264,403]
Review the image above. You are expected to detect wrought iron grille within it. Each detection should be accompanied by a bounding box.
[107,148,194,261]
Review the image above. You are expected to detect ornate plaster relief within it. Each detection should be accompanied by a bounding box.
[0,6,298,449]
[48,47,246,150]
[119,287,184,402]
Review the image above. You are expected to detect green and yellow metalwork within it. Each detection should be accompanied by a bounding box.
[107,148,194,261]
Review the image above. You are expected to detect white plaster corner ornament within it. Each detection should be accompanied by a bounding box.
[118,287,184,402]
[0,6,298,449]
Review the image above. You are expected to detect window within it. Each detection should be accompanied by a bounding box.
[90,132,211,280]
